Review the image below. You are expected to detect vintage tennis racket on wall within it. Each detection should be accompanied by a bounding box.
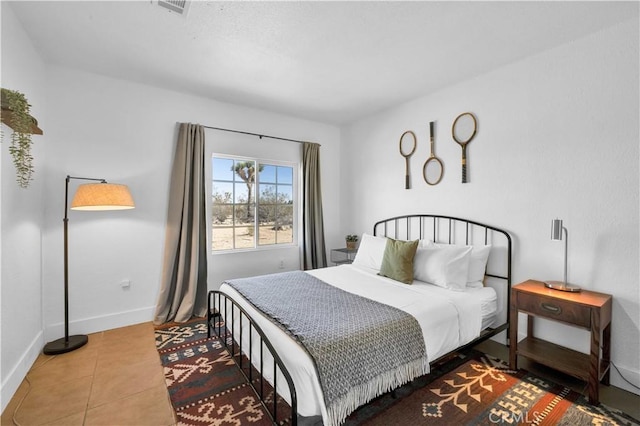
[399,130,417,189]
[452,112,477,183]
[423,121,444,185]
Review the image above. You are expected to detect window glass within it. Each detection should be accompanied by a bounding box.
[212,157,234,181]
[278,166,293,184]
[278,185,293,203]
[259,184,277,203]
[259,165,277,184]
[276,205,294,244]
[212,154,296,251]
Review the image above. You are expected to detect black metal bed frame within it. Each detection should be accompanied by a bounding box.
[372,214,513,363]
[207,291,297,425]
[207,214,512,425]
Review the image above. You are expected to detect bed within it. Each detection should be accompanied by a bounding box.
[207,214,512,426]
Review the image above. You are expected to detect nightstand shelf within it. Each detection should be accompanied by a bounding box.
[509,280,612,405]
[330,248,357,265]
[517,336,591,380]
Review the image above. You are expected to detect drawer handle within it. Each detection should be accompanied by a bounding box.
[541,302,562,315]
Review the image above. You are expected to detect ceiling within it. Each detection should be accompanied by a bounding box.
[7,1,637,125]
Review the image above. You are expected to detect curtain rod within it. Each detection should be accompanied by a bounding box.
[202,125,315,145]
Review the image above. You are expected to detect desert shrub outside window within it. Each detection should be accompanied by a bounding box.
[212,155,295,251]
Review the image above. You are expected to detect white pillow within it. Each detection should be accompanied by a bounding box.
[419,239,433,248]
[466,280,484,289]
[468,245,492,283]
[413,244,472,291]
[432,243,492,286]
[352,233,387,271]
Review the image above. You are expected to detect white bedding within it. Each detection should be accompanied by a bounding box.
[218,264,497,422]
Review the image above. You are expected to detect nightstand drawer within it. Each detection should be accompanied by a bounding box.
[518,292,590,328]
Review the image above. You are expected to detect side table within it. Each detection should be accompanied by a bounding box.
[509,280,612,405]
[330,248,357,265]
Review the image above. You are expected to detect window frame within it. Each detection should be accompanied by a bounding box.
[210,153,298,254]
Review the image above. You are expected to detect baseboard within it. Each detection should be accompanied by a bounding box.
[43,306,155,343]
[611,362,640,397]
[1,331,43,414]
[489,329,508,345]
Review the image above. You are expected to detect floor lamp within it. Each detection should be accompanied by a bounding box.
[43,175,135,355]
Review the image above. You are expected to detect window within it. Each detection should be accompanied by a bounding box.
[212,155,295,251]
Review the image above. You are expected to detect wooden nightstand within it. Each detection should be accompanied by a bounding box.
[509,280,612,405]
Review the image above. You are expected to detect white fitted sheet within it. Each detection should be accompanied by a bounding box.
[218,264,497,423]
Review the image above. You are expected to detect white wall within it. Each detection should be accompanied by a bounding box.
[342,18,639,395]
[0,4,47,412]
[40,65,342,340]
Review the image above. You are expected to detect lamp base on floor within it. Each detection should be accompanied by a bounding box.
[544,280,581,293]
[43,334,88,355]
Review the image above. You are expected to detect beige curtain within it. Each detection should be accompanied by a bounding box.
[302,142,327,269]
[154,123,208,324]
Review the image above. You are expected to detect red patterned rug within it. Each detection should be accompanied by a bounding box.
[155,317,290,425]
[155,319,639,426]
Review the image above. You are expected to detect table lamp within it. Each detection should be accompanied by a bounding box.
[544,218,580,292]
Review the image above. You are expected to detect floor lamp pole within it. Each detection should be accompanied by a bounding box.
[43,176,97,355]
[63,181,70,342]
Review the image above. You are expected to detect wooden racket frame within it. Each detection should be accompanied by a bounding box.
[423,121,444,185]
[452,112,477,184]
[399,130,417,189]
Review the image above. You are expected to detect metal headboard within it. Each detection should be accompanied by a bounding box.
[373,214,513,353]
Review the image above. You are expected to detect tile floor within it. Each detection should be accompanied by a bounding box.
[2,322,638,425]
[1,322,175,426]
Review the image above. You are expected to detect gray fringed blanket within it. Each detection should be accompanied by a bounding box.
[225,270,429,426]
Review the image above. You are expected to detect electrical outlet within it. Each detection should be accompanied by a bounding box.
[120,279,131,289]
[278,259,285,269]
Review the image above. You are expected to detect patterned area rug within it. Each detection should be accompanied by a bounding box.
[155,317,289,425]
[347,354,640,425]
[155,319,639,426]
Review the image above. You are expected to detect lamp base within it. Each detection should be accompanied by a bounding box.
[544,280,581,293]
[43,334,88,355]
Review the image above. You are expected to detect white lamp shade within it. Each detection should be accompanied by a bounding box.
[71,183,135,211]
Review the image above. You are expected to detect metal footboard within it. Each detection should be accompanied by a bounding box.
[208,290,297,425]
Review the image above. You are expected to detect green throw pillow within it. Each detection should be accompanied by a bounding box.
[378,238,419,284]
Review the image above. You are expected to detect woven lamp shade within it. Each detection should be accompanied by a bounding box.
[71,183,135,211]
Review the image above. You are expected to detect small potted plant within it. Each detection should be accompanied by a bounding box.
[345,234,358,250]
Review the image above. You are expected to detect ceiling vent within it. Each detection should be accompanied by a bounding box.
[157,0,190,16]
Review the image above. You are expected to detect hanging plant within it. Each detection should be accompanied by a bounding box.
[1,88,40,188]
